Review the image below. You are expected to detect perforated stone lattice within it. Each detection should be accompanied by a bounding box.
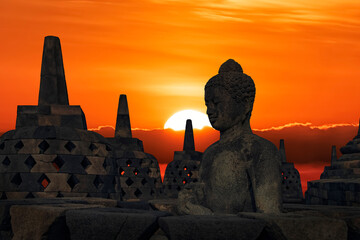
[281,163,303,202]
[163,151,202,198]
[116,151,163,201]
[0,127,121,200]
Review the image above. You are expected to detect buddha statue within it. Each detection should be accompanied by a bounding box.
[178,59,282,214]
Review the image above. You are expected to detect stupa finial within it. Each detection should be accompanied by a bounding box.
[38,36,69,105]
[331,145,337,165]
[115,94,132,138]
[279,139,287,163]
[183,119,195,151]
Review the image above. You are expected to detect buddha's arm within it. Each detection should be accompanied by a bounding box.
[177,182,213,215]
[250,146,283,213]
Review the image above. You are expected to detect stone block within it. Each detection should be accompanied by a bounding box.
[10,204,101,240]
[33,126,57,139]
[38,115,62,126]
[83,156,107,175]
[66,208,165,240]
[56,127,81,141]
[238,212,348,240]
[60,114,86,130]
[50,105,83,115]
[159,215,265,240]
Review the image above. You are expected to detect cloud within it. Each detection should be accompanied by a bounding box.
[253,122,358,132]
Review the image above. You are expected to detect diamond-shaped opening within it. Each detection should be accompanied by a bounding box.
[106,145,112,151]
[93,175,104,189]
[26,192,35,199]
[134,188,142,198]
[0,142,5,150]
[112,176,117,185]
[176,186,181,191]
[150,189,155,196]
[52,156,64,171]
[125,177,134,186]
[178,171,182,176]
[14,141,24,152]
[81,157,92,169]
[24,155,36,169]
[67,174,79,189]
[146,168,151,174]
[56,192,64,198]
[38,174,50,190]
[193,179,198,183]
[141,178,147,185]
[89,143,98,151]
[2,156,10,166]
[133,168,139,176]
[102,159,108,169]
[119,167,125,176]
[64,141,76,152]
[172,178,176,183]
[121,189,126,197]
[175,165,179,169]
[0,192,7,200]
[38,140,50,154]
[11,173,22,186]
[126,159,132,167]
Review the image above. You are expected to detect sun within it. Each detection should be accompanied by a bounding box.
[164,110,211,131]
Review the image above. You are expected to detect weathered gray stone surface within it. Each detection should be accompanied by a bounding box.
[66,208,169,240]
[238,211,347,240]
[178,59,282,214]
[159,215,266,240]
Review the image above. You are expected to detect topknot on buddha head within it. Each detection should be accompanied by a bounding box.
[205,59,255,107]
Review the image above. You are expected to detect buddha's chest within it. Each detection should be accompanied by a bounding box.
[200,143,254,187]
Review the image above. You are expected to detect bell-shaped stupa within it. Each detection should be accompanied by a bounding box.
[0,36,120,199]
[279,139,303,203]
[163,119,202,198]
[107,94,163,201]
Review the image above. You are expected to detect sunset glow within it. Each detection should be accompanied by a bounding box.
[164,110,211,130]
[0,0,359,132]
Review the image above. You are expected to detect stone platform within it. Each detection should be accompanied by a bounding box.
[0,198,359,240]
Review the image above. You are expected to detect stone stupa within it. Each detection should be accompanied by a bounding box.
[107,94,163,201]
[0,36,120,199]
[306,119,360,205]
[279,139,303,203]
[163,119,202,198]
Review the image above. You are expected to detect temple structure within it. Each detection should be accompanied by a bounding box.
[306,120,360,205]
[163,119,202,198]
[0,36,120,199]
[279,139,303,203]
[107,95,163,201]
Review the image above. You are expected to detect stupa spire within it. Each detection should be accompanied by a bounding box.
[183,119,195,151]
[38,36,69,105]
[331,145,337,165]
[115,94,132,138]
[279,139,287,163]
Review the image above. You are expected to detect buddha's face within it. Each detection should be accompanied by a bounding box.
[205,86,248,132]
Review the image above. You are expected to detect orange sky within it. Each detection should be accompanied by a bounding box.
[0,0,359,131]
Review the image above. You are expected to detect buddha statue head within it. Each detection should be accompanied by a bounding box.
[205,59,255,133]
